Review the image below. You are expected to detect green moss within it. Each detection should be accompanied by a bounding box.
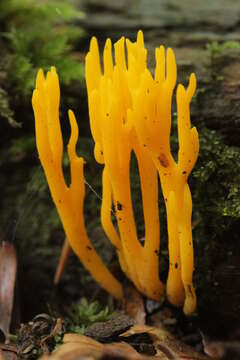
[0,87,20,127]
[193,127,240,223]
[206,40,240,81]
[187,127,240,307]
[8,135,36,159]
[0,0,85,124]
[68,297,113,334]
[207,40,240,58]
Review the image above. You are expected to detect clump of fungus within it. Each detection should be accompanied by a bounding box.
[32,31,199,315]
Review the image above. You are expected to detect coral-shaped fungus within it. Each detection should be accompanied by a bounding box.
[32,31,199,315]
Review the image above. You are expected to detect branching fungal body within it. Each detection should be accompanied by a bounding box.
[32,31,199,315]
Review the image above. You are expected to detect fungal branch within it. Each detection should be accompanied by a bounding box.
[86,35,164,301]
[32,67,123,300]
[86,31,199,314]
[132,45,199,314]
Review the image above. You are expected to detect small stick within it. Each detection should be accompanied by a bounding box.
[54,237,71,285]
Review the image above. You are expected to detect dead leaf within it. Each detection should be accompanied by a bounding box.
[201,332,240,359]
[0,343,18,360]
[41,333,154,360]
[122,325,209,359]
[18,314,62,358]
[201,333,225,359]
[123,282,146,325]
[40,318,64,354]
[0,241,17,340]
[41,324,210,360]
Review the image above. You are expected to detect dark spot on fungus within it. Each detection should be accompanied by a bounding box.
[182,170,187,175]
[187,284,194,298]
[188,160,191,163]
[101,150,103,155]
[147,88,149,94]
[144,116,147,120]
[165,198,168,202]
[158,153,169,168]
[143,144,146,147]
[154,249,159,256]
[106,113,109,117]
[117,201,123,211]
[175,262,178,269]
[87,246,92,251]
[58,200,62,204]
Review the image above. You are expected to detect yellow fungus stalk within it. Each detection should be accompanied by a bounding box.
[86,31,199,314]
[32,67,123,300]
